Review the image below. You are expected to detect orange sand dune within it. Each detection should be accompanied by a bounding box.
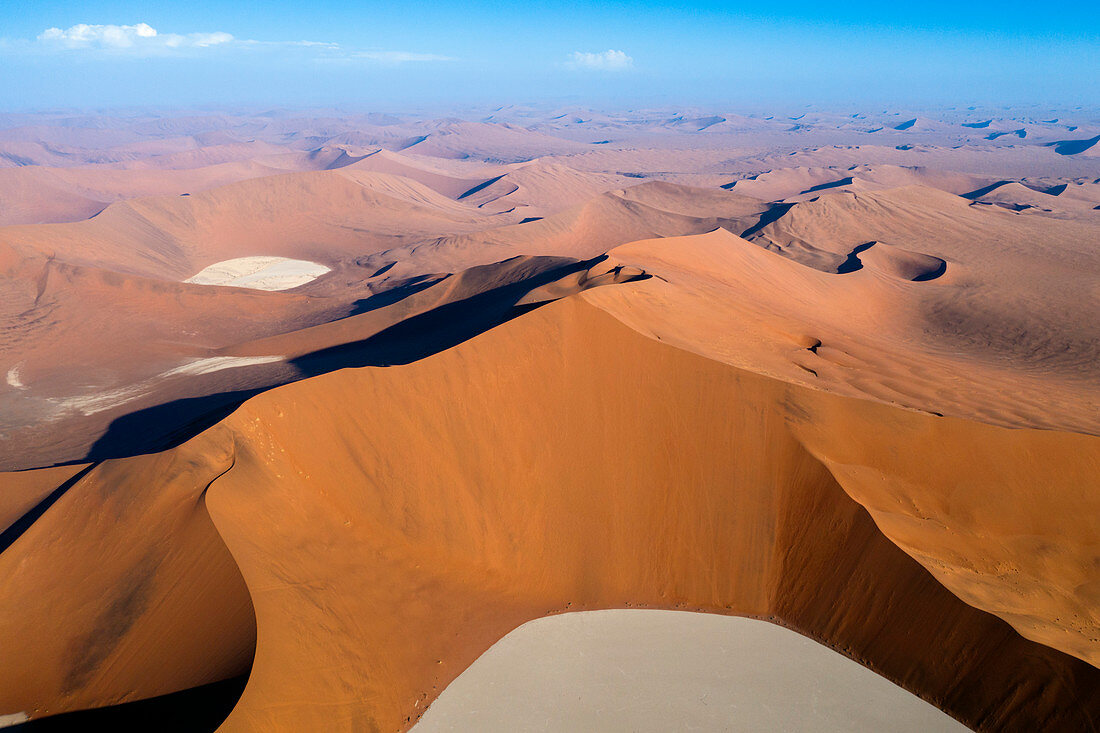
[394,120,591,162]
[309,119,590,163]
[966,180,1100,219]
[454,160,634,216]
[96,141,291,170]
[1,298,1097,732]
[0,140,95,168]
[724,164,997,202]
[367,181,768,276]
[1057,179,1100,205]
[583,220,1100,665]
[339,148,493,198]
[591,222,1099,435]
[0,159,329,227]
[0,169,505,279]
[0,463,86,534]
[0,141,502,227]
[0,172,770,470]
[0,125,145,153]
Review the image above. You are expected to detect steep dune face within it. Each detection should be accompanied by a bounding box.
[2,298,1097,731]
[785,395,1100,668]
[0,463,86,533]
[582,224,1100,668]
[0,434,255,720]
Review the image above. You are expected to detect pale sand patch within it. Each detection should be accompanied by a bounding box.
[48,356,283,416]
[48,383,149,417]
[5,364,24,390]
[414,611,970,733]
[159,355,283,379]
[184,256,331,291]
[0,713,28,729]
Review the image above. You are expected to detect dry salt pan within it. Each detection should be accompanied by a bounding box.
[184,257,331,291]
[413,611,970,733]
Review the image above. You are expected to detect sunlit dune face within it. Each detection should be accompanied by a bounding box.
[183,257,331,291]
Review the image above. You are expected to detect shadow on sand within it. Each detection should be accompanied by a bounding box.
[7,675,248,733]
[80,256,645,465]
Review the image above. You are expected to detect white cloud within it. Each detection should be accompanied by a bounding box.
[350,51,455,63]
[25,23,452,64]
[236,39,341,50]
[568,49,634,71]
[37,23,234,52]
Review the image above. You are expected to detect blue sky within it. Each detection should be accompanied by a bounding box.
[1,1,1096,110]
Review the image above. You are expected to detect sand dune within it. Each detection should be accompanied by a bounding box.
[596,208,1099,435]
[964,180,1100,218]
[364,181,768,277]
[0,159,346,227]
[1,108,1098,732]
[724,164,996,202]
[455,160,635,216]
[2,297,1097,732]
[314,120,589,163]
[1048,134,1100,156]
[339,148,492,198]
[0,252,647,469]
[0,169,506,280]
[396,120,590,162]
[0,167,765,469]
[581,221,1100,662]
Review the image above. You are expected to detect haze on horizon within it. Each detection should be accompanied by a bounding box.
[1,0,1097,110]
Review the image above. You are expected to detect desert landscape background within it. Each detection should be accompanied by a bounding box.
[0,102,1098,732]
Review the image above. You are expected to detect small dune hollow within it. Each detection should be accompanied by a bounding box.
[845,242,947,281]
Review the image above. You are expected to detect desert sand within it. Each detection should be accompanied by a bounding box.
[0,107,1098,732]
